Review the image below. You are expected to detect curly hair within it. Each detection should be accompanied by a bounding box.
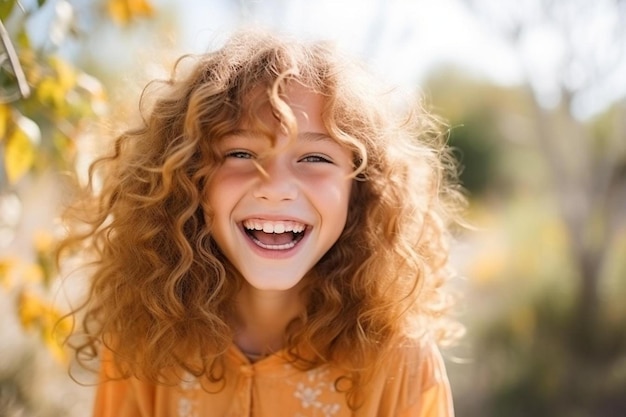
[59,29,465,402]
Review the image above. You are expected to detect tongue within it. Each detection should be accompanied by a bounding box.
[251,231,295,245]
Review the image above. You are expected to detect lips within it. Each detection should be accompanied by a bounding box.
[241,219,307,250]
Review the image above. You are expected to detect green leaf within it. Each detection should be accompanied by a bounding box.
[0,0,16,21]
[37,0,48,8]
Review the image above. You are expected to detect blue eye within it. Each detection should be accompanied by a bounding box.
[225,150,254,159]
[300,154,332,163]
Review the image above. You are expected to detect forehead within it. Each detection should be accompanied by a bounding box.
[240,82,325,124]
[282,82,325,111]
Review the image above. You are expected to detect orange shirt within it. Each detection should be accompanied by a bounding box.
[93,341,454,417]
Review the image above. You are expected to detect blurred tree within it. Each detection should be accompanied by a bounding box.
[463,0,626,350]
[448,111,498,196]
[425,68,528,198]
[455,0,626,415]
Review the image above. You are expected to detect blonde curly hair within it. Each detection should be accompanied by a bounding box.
[59,29,465,404]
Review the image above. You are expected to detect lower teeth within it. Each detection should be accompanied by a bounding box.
[252,238,297,250]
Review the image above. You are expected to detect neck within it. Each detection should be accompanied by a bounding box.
[233,283,305,358]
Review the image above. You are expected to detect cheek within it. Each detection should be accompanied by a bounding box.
[206,171,240,208]
[326,178,352,228]
[339,178,354,210]
[205,178,233,230]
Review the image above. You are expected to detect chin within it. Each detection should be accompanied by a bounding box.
[241,271,309,292]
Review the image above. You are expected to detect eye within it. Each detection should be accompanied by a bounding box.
[299,154,333,163]
[225,150,255,159]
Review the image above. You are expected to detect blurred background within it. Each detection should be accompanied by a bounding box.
[0,0,625,416]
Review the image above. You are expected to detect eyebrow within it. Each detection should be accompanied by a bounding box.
[298,131,335,142]
[222,129,335,143]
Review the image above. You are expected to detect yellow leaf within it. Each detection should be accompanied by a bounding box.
[131,0,154,15]
[49,56,76,91]
[43,308,72,363]
[23,263,44,284]
[18,290,72,363]
[43,328,69,363]
[107,0,154,25]
[4,114,39,183]
[0,257,18,289]
[18,290,45,329]
[0,104,9,140]
[4,126,36,184]
[34,57,78,114]
[37,76,63,108]
[107,0,129,24]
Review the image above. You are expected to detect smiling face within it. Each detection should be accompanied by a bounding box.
[206,84,354,291]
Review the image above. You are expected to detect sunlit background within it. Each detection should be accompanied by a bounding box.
[1,0,625,416]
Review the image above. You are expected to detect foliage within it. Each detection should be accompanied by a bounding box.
[0,0,155,415]
[107,0,154,25]
[429,71,626,416]
[426,68,540,198]
[447,109,499,197]
[476,247,626,417]
[1,0,103,361]
[462,0,626,339]
[444,188,626,417]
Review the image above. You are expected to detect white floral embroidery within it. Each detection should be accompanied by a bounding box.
[294,384,322,408]
[178,372,200,417]
[178,398,196,417]
[321,403,341,415]
[180,375,200,391]
[291,366,341,417]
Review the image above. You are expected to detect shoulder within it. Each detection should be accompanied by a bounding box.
[373,336,452,403]
[362,337,453,415]
[385,336,448,388]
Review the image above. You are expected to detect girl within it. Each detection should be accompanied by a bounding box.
[60,29,464,416]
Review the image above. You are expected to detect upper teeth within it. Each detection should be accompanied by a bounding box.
[243,219,306,234]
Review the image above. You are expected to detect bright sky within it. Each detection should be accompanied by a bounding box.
[13,0,625,118]
[163,0,626,119]
[76,0,621,120]
[172,0,523,88]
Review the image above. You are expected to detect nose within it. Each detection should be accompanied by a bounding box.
[252,156,298,202]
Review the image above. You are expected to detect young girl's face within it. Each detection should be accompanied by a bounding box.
[207,83,354,291]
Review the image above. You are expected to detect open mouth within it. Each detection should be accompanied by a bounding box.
[242,219,307,250]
